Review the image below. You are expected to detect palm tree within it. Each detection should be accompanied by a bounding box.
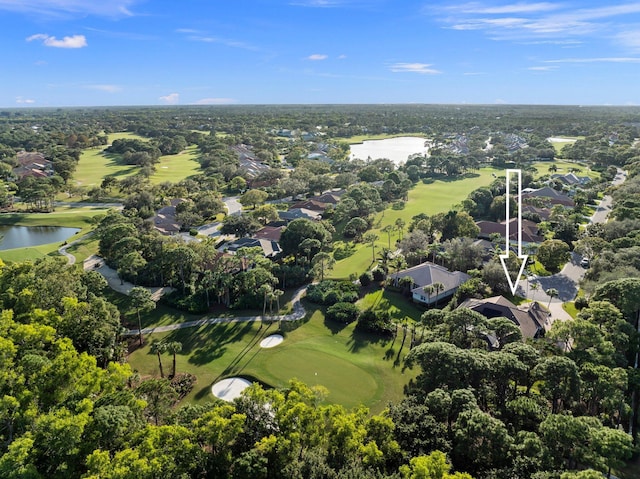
[165,341,182,378]
[546,288,559,309]
[395,218,406,241]
[382,224,394,250]
[432,282,445,307]
[530,281,539,301]
[423,285,435,306]
[150,342,167,378]
[363,233,379,264]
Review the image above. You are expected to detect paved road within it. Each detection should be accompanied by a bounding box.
[222,196,242,216]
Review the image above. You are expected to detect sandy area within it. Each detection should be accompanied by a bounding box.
[211,377,252,401]
[260,334,284,348]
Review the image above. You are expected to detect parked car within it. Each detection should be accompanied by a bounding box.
[580,257,590,268]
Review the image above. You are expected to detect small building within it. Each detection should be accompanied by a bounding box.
[476,218,544,245]
[278,208,322,222]
[12,151,54,179]
[389,262,470,306]
[522,186,575,208]
[152,198,186,235]
[458,296,546,342]
[551,172,591,186]
[225,237,282,258]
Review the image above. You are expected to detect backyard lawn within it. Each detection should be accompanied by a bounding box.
[126,306,417,413]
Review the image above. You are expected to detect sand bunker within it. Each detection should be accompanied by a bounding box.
[260,334,284,348]
[211,377,252,401]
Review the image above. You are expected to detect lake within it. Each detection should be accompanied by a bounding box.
[349,136,430,166]
[0,225,81,251]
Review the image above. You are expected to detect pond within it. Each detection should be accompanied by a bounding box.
[349,136,430,166]
[0,225,81,251]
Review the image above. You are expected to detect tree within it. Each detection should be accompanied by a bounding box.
[363,232,379,263]
[432,282,445,308]
[150,341,167,378]
[220,214,261,238]
[546,287,559,308]
[395,218,406,241]
[239,189,268,209]
[312,252,335,281]
[382,224,394,249]
[280,218,332,258]
[399,450,473,479]
[537,239,570,272]
[130,286,156,346]
[166,341,182,378]
[135,378,177,426]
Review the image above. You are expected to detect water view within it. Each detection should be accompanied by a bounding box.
[349,136,430,166]
[0,226,80,251]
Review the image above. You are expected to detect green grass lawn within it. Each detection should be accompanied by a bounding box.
[75,132,145,187]
[357,287,423,324]
[330,169,500,279]
[127,306,417,413]
[528,159,599,180]
[149,145,202,184]
[75,132,203,188]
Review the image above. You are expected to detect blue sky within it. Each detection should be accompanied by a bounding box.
[3,0,640,107]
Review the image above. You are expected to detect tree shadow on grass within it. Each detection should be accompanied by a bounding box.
[347,326,393,353]
[216,323,276,381]
[323,315,349,335]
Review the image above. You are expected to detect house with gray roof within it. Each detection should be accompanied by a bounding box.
[458,296,546,342]
[389,262,470,306]
[225,237,282,258]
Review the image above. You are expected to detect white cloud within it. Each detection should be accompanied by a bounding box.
[545,57,640,63]
[159,93,180,104]
[616,30,640,51]
[85,84,122,93]
[15,97,35,104]
[308,54,328,60]
[528,65,556,70]
[27,33,87,48]
[193,98,236,105]
[432,1,640,46]
[389,62,441,74]
[338,54,347,59]
[0,0,136,17]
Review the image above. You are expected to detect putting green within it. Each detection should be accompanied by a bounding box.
[262,345,379,408]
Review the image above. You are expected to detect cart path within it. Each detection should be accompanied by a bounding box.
[121,285,308,336]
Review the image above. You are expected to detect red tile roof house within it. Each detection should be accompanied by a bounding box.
[389,262,470,306]
[12,151,54,179]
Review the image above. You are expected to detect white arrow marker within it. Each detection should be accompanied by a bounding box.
[499,169,528,295]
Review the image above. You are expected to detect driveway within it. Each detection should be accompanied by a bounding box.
[222,196,242,216]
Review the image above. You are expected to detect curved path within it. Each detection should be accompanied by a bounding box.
[121,285,308,336]
[58,231,95,266]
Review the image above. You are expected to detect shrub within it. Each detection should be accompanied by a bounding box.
[356,308,394,336]
[306,280,359,305]
[574,296,589,310]
[359,271,373,287]
[170,373,197,399]
[372,268,386,281]
[326,302,360,324]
